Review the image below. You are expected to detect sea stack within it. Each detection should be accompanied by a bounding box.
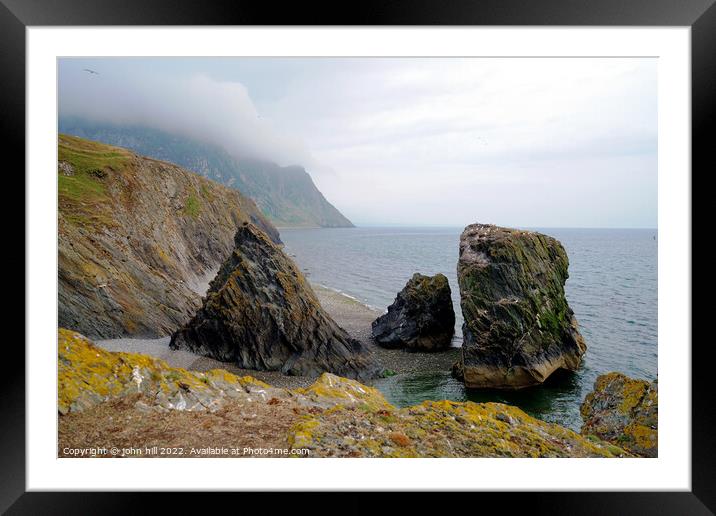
[454,223,586,389]
[170,223,379,380]
[371,273,455,351]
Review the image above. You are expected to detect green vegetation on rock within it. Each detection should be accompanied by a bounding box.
[59,134,131,175]
[58,134,132,229]
[456,224,587,389]
[58,121,354,228]
[182,193,202,218]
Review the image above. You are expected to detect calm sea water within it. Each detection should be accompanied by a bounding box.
[281,227,657,430]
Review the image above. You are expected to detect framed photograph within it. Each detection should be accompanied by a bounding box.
[8,0,712,511]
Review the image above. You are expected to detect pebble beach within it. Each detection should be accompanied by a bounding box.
[97,283,460,389]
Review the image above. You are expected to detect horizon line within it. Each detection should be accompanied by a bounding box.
[337,224,658,231]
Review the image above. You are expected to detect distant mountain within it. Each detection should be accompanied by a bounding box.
[58,118,355,228]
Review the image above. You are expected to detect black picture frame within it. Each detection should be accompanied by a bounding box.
[4,0,712,512]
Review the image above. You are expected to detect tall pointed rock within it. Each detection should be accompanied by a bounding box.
[171,223,378,380]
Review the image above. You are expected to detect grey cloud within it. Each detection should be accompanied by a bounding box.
[58,57,657,228]
[59,60,314,167]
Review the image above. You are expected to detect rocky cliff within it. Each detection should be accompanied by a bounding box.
[58,134,280,339]
[455,224,587,389]
[580,372,658,457]
[58,119,354,228]
[58,329,628,458]
[372,273,455,351]
[170,223,378,380]
[233,159,354,228]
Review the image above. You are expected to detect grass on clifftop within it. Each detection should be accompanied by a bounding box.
[58,134,131,228]
[59,134,131,175]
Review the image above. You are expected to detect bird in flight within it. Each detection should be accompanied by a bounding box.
[83,68,99,75]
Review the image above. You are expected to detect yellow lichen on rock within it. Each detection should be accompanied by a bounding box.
[59,329,633,458]
[59,328,136,414]
[288,419,321,449]
[203,369,271,389]
[286,396,629,458]
[58,328,278,414]
[296,373,392,411]
[580,372,657,457]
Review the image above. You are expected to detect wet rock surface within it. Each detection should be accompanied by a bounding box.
[580,372,658,457]
[456,224,587,389]
[372,273,455,351]
[170,223,379,380]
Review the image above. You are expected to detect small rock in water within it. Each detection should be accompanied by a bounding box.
[371,273,455,351]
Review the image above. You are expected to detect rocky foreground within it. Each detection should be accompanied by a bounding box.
[455,224,587,389]
[59,329,631,458]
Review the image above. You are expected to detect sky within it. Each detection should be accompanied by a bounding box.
[58,57,657,228]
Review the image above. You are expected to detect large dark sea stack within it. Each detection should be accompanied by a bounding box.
[170,223,378,380]
[455,224,586,389]
[371,273,455,351]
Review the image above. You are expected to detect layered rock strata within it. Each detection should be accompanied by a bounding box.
[58,134,280,339]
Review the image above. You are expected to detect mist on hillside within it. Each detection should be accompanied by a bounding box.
[59,61,312,168]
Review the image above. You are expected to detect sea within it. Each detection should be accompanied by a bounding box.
[281,226,658,430]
